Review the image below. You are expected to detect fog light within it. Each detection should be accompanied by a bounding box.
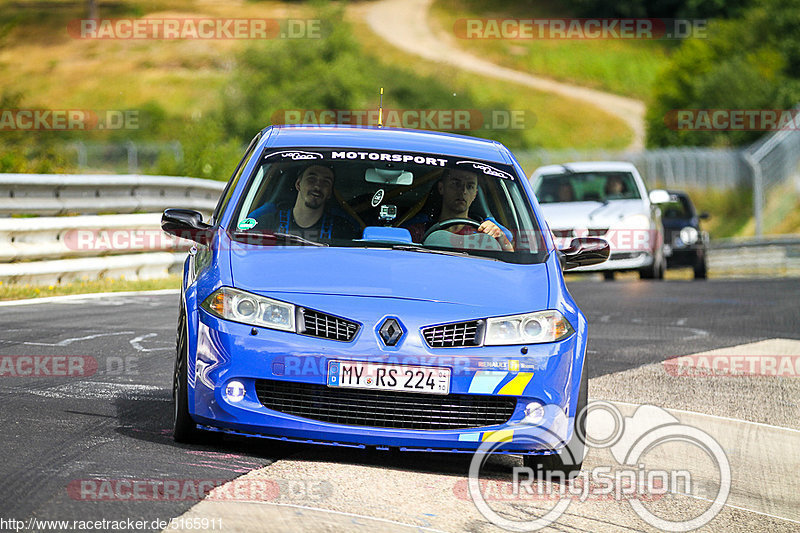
[225,380,246,403]
[523,401,545,425]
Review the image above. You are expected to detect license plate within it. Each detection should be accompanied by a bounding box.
[327,361,450,395]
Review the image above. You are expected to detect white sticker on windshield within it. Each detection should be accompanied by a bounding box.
[267,150,324,160]
[455,160,514,180]
[371,189,385,207]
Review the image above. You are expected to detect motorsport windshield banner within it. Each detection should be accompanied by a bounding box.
[263,148,517,180]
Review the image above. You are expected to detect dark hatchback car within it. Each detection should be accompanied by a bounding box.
[661,190,710,279]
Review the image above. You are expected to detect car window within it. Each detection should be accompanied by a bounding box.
[211,133,261,226]
[662,194,694,219]
[536,171,642,203]
[227,148,548,264]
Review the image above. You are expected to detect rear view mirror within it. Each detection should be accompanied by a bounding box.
[162,208,213,245]
[559,237,610,270]
[365,168,413,186]
[649,189,671,204]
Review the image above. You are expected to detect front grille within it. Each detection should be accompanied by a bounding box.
[300,308,359,342]
[422,321,482,348]
[254,380,516,430]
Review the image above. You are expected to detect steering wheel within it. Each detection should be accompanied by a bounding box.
[421,218,481,241]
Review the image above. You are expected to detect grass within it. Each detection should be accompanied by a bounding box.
[0,0,303,118]
[737,182,800,237]
[347,8,631,150]
[0,0,632,151]
[0,274,180,301]
[431,0,671,100]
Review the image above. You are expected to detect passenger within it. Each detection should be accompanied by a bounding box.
[407,168,514,251]
[604,174,627,198]
[248,164,358,242]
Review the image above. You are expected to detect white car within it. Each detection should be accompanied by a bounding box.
[531,161,668,280]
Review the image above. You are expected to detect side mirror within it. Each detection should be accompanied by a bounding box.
[649,189,671,204]
[559,237,610,271]
[161,208,213,245]
[699,212,710,220]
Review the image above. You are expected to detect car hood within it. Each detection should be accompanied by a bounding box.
[228,244,551,314]
[539,200,648,229]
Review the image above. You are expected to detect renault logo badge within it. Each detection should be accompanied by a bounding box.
[378,318,404,346]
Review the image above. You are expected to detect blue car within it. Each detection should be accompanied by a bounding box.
[161,125,608,474]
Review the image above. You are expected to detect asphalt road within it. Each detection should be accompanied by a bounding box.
[0,279,798,532]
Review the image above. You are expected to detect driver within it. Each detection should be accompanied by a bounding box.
[407,168,514,251]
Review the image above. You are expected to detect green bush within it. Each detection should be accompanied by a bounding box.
[220,3,527,149]
[647,0,800,148]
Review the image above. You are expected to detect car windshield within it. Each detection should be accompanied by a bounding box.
[228,148,547,264]
[536,171,641,203]
[661,194,694,219]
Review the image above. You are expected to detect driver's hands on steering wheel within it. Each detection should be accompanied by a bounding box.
[477,220,515,251]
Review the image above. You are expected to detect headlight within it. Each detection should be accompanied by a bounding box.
[201,287,295,332]
[485,310,574,345]
[679,226,699,245]
[618,214,651,229]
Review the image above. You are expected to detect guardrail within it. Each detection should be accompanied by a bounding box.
[707,236,800,277]
[0,174,224,216]
[0,174,223,285]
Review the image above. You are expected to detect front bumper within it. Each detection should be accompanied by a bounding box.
[187,310,586,454]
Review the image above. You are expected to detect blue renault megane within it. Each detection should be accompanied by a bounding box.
[161,125,608,474]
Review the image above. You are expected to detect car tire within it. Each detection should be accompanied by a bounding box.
[523,368,587,479]
[603,271,615,281]
[694,254,708,279]
[173,308,204,443]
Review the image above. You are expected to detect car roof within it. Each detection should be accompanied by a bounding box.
[261,125,511,164]
[533,161,639,175]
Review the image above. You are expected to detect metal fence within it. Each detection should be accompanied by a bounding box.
[516,147,750,190]
[517,111,800,236]
[68,141,184,174]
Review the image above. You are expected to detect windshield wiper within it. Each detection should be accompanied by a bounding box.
[232,231,327,247]
[390,243,499,261]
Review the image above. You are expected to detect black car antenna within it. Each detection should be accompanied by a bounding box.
[378,87,384,128]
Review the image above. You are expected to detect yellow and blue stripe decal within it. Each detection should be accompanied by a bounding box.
[458,430,515,442]
[467,370,534,396]
[497,372,534,395]
[467,371,508,394]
